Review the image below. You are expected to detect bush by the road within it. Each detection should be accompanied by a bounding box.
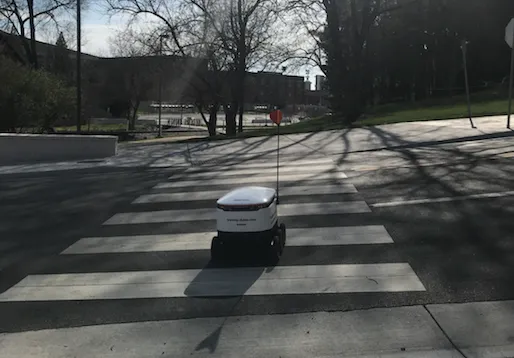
[0,56,75,132]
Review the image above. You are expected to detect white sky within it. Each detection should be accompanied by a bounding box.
[81,4,125,57]
[78,3,323,85]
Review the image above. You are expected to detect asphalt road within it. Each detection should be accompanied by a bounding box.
[0,168,174,292]
[1,134,514,333]
[346,156,514,300]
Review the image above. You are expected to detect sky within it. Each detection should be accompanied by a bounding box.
[78,3,322,85]
[81,4,126,57]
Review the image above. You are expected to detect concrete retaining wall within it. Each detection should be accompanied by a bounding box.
[0,134,118,165]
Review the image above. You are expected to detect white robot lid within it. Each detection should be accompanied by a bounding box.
[217,186,276,206]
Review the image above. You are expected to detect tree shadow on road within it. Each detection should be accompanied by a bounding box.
[339,124,514,304]
[183,252,279,354]
[182,129,338,169]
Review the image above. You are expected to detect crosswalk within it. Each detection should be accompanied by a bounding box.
[133,184,358,203]
[0,155,425,304]
[62,226,394,254]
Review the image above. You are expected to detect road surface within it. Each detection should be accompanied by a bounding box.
[1,116,514,356]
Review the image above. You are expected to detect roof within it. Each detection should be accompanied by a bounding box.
[0,29,99,63]
[217,186,276,206]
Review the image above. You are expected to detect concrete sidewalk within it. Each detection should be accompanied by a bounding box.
[1,300,513,357]
[123,135,205,145]
[177,115,514,162]
[285,115,514,156]
[1,115,512,174]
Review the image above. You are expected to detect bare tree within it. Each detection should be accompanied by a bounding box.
[285,0,327,72]
[0,0,77,68]
[289,0,420,122]
[182,8,231,136]
[106,28,157,130]
[189,0,289,133]
[105,0,289,136]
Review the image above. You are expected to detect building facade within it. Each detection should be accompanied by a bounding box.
[315,75,327,91]
[84,55,208,117]
[245,71,305,110]
[1,30,309,116]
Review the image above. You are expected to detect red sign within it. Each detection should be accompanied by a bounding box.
[269,110,283,125]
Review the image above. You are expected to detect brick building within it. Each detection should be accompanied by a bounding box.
[245,71,305,110]
[315,75,327,91]
[0,29,98,70]
[84,55,208,117]
[1,30,307,116]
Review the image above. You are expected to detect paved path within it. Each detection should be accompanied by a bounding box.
[2,145,514,330]
[0,153,437,330]
[1,116,514,356]
[2,300,514,357]
[0,115,511,175]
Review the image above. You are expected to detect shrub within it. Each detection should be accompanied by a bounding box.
[0,55,75,132]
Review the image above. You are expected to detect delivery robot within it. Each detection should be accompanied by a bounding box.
[211,186,286,262]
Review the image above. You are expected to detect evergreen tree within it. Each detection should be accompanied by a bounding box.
[55,32,68,49]
[53,32,72,82]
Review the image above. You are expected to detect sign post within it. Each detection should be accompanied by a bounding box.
[505,18,514,128]
[460,39,475,129]
[270,109,283,204]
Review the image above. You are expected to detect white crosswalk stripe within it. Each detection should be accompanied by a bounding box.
[134,184,358,203]
[0,158,426,304]
[0,264,424,301]
[155,172,347,188]
[62,226,394,254]
[185,158,335,171]
[174,164,336,179]
[103,201,371,225]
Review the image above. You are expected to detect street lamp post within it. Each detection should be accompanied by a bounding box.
[76,0,81,132]
[281,66,287,114]
[460,39,475,129]
[157,34,169,138]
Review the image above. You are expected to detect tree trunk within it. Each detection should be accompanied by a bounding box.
[225,103,237,135]
[197,103,219,137]
[126,104,132,130]
[208,104,219,137]
[236,70,245,133]
[236,0,246,133]
[17,24,32,67]
[129,101,139,131]
[27,0,38,69]
[237,104,244,133]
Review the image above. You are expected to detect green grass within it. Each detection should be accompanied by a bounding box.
[55,123,129,132]
[64,92,508,143]
[177,117,344,142]
[54,123,153,132]
[246,96,510,137]
[360,98,509,126]
[180,94,510,143]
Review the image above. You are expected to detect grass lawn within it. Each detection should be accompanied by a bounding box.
[251,95,510,136]
[55,123,131,132]
[360,98,509,126]
[54,92,509,142]
[54,123,159,132]
[180,94,510,142]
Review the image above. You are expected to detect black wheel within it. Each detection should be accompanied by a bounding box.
[211,237,223,262]
[268,235,281,265]
[279,223,286,247]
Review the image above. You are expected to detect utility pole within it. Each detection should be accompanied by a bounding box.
[157,34,169,138]
[460,39,475,129]
[76,0,81,132]
[504,19,514,128]
[508,22,514,129]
